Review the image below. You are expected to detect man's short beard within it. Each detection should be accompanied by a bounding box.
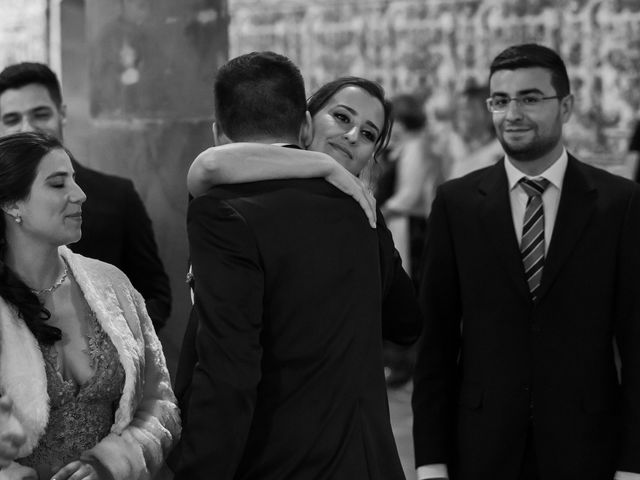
[499,134,560,163]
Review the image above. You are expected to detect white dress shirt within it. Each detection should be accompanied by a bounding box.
[417,149,639,480]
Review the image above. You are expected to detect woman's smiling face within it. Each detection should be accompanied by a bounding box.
[309,85,385,175]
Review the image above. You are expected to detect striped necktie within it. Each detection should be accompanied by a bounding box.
[519,178,550,301]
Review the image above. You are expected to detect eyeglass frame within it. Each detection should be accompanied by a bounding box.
[485,94,561,113]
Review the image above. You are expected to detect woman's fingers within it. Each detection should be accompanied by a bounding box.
[51,460,99,480]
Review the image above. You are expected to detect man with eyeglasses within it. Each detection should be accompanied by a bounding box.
[413,43,640,480]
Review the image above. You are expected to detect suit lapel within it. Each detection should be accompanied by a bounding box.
[479,160,531,301]
[536,155,596,301]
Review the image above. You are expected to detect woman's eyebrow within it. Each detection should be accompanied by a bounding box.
[335,104,381,134]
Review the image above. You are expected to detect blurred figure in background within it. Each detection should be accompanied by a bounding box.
[445,82,503,181]
[379,93,436,283]
[377,93,436,388]
[0,62,171,331]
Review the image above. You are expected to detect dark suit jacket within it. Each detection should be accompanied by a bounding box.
[412,155,640,480]
[173,178,417,480]
[69,160,171,329]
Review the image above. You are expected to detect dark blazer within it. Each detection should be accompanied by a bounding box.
[174,177,418,480]
[69,160,171,330]
[412,155,640,480]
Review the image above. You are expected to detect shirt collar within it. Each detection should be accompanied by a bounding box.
[504,148,568,191]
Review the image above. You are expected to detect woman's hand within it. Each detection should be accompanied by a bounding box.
[325,162,377,228]
[0,397,26,469]
[0,463,37,480]
[50,460,107,480]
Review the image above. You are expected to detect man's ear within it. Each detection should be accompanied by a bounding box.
[211,121,231,146]
[299,111,313,148]
[560,93,574,124]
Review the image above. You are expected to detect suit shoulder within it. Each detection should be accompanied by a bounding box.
[572,156,640,194]
[439,163,497,194]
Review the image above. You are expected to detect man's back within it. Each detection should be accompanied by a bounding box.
[178,178,404,480]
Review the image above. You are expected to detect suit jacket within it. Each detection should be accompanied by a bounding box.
[69,160,171,330]
[0,247,180,480]
[412,155,640,480]
[173,177,414,480]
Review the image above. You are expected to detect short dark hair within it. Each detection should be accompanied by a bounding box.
[390,93,425,132]
[214,51,307,141]
[308,76,393,161]
[0,62,63,108]
[489,44,570,98]
[0,131,67,346]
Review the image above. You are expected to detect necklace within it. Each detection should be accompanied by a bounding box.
[30,264,69,296]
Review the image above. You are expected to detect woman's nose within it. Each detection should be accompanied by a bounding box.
[70,182,87,204]
[343,125,359,143]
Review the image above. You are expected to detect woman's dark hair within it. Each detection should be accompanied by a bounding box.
[307,76,393,162]
[0,131,67,345]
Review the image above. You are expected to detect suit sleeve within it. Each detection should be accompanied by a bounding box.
[377,211,422,345]
[412,187,461,468]
[121,181,172,330]
[615,185,640,472]
[175,195,264,480]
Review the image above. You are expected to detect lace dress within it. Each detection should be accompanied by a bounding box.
[20,308,126,479]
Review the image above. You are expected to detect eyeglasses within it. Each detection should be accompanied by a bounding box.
[486,94,560,113]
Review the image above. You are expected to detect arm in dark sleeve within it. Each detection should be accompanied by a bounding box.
[412,187,461,468]
[175,195,264,480]
[377,211,422,345]
[122,181,172,330]
[615,185,640,473]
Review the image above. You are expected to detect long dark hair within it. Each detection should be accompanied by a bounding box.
[307,76,394,162]
[0,132,66,345]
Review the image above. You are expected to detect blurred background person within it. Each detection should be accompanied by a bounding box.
[378,93,436,285]
[0,131,180,480]
[445,82,503,181]
[0,62,172,331]
[376,92,436,388]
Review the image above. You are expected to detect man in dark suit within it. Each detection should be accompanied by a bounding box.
[412,43,640,480]
[173,51,407,480]
[0,62,171,330]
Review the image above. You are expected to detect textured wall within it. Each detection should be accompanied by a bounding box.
[0,0,49,67]
[230,0,640,167]
[80,0,229,376]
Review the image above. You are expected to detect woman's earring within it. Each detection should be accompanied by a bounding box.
[14,214,22,224]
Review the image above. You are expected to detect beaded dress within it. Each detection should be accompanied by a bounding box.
[20,292,126,479]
